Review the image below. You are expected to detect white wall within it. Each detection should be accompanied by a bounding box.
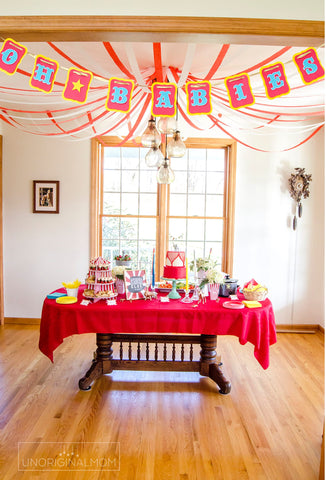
[2,123,324,326]
[0,0,324,21]
[3,127,90,318]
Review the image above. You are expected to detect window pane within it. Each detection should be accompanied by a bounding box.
[139,169,157,193]
[121,193,139,214]
[139,218,157,240]
[103,192,120,214]
[171,155,187,171]
[169,218,187,247]
[102,217,119,240]
[121,147,139,169]
[104,148,121,169]
[188,219,205,241]
[188,194,205,216]
[188,172,205,194]
[121,217,138,239]
[207,149,225,171]
[170,171,187,193]
[188,148,206,171]
[205,219,223,240]
[206,195,224,217]
[103,170,120,192]
[139,194,157,215]
[169,194,187,216]
[206,172,224,194]
[121,170,139,192]
[205,241,223,267]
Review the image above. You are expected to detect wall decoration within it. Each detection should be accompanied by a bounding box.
[151,82,177,117]
[224,73,255,109]
[124,269,147,300]
[288,168,312,230]
[29,56,59,93]
[0,38,27,75]
[33,180,60,214]
[293,48,325,84]
[186,81,212,115]
[106,77,134,113]
[260,62,290,99]
[63,68,93,104]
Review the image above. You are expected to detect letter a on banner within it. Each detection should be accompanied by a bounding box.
[225,73,255,109]
[293,48,325,84]
[260,62,290,99]
[0,38,27,75]
[30,55,59,93]
[151,82,177,117]
[63,68,93,104]
[106,77,134,113]
[186,81,212,115]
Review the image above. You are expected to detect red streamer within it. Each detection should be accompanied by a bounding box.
[102,43,136,81]
[204,44,230,80]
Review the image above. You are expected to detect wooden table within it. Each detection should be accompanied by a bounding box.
[39,287,277,395]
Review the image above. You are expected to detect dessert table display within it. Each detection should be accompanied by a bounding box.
[39,284,277,395]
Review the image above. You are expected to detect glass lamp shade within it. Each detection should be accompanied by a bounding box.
[157,116,177,135]
[141,119,161,148]
[157,158,175,184]
[167,130,186,158]
[145,147,164,168]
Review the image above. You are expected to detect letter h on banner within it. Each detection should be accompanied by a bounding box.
[30,56,59,93]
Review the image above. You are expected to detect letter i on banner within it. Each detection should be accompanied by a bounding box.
[106,77,134,113]
[151,82,177,117]
[293,48,325,84]
[260,62,290,99]
[63,68,93,103]
[0,38,27,75]
[30,55,59,93]
[225,73,255,109]
[186,81,212,115]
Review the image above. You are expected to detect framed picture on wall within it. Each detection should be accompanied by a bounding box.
[33,180,59,214]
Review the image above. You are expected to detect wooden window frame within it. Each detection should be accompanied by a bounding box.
[91,136,236,276]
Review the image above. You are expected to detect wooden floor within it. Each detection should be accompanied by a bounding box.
[0,325,324,480]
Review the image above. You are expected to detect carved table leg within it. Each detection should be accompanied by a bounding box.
[199,334,231,394]
[79,333,113,390]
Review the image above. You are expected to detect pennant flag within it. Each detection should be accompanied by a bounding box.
[225,73,255,109]
[105,77,134,113]
[260,62,290,99]
[151,82,177,117]
[30,55,59,93]
[293,48,325,84]
[0,38,27,75]
[63,68,93,104]
[186,81,212,115]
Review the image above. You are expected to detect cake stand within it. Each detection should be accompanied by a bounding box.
[161,277,187,300]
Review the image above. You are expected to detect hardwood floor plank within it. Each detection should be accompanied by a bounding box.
[0,326,323,480]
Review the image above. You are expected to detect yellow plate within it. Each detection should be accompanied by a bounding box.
[56,296,78,305]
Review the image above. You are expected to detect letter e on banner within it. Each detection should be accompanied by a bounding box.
[151,82,177,117]
[186,81,212,115]
[0,38,27,75]
[293,48,325,84]
[63,68,93,104]
[30,56,59,93]
[260,62,290,99]
[225,73,255,109]
[106,77,134,113]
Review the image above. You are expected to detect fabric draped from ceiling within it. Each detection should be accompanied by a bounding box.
[0,41,324,151]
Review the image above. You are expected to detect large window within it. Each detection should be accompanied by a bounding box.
[91,137,236,281]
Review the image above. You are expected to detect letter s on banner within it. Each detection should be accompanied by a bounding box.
[293,48,325,84]
[106,77,134,113]
[186,81,212,115]
[0,38,27,75]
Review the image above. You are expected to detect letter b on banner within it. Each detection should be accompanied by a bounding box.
[186,82,212,115]
[106,78,134,113]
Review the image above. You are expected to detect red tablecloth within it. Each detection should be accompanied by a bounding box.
[39,287,277,369]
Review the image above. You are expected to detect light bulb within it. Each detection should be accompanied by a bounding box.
[145,147,164,167]
[157,116,177,135]
[141,119,161,148]
[167,130,186,158]
[157,158,175,184]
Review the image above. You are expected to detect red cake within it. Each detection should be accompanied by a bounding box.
[163,251,186,279]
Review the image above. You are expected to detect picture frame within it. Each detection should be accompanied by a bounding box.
[33,180,59,214]
[124,269,147,300]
